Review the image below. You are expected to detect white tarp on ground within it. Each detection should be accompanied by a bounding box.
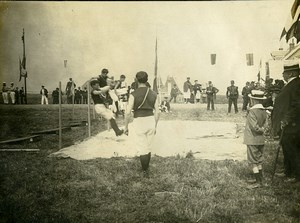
[50,121,246,161]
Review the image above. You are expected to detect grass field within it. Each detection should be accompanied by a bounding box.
[0,103,299,223]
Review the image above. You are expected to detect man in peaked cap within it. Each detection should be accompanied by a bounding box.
[206,81,219,110]
[226,80,239,114]
[272,61,300,183]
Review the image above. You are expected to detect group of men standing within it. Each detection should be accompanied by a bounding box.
[65,78,88,104]
[39,79,88,105]
[182,77,205,104]
[182,77,219,110]
[1,82,25,104]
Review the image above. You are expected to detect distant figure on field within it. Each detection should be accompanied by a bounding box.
[160,96,171,112]
[20,87,25,104]
[75,87,82,104]
[244,90,267,189]
[82,87,88,104]
[183,77,192,103]
[40,85,49,105]
[206,81,219,110]
[193,80,202,103]
[226,80,239,114]
[242,82,251,111]
[1,82,9,104]
[52,88,60,104]
[66,78,76,104]
[9,82,16,104]
[15,87,20,104]
[169,84,179,103]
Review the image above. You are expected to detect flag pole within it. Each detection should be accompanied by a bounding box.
[59,81,62,149]
[87,81,91,138]
[22,28,28,104]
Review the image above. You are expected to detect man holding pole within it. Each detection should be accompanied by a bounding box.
[272,61,300,183]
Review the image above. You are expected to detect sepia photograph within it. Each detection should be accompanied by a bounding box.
[0,0,300,222]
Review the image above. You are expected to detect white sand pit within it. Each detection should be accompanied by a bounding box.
[50,121,246,161]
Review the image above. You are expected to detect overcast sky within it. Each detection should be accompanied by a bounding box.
[0,1,294,94]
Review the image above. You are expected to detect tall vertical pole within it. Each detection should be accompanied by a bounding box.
[72,81,75,119]
[87,82,91,138]
[22,28,27,104]
[59,81,62,149]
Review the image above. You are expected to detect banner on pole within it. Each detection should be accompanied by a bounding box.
[210,54,216,65]
[246,53,254,66]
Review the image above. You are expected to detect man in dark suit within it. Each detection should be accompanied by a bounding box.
[206,81,219,110]
[272,62,300,183]
[19,87,25,104]
[169,84,179,103]
[241,82,251,111]
[226,80,239,114]
[82,87,88,104]
[183,77,192,103]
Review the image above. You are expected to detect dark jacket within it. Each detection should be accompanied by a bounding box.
[40,88,48,97]
[226,86,239,98]
[272,77,300,136]
[183,81,192,92]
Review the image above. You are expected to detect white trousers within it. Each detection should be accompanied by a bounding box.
[41,95,48,105]
[2,92,8,104]
[183,90,190,99]
[94,104,114,120]
[131,116,156,155]
[10,92,15,104]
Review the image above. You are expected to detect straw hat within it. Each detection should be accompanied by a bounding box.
[248,90,266,100]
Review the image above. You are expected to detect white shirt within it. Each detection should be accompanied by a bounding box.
[250,104,264,110]
[287,77,297,84]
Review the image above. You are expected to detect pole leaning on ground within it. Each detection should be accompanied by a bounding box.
[59,81,62,149]
[87,81,91,138]
[271,129,284,183]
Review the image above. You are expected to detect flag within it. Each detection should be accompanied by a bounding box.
[280,0,300,42]
[210,54,216,65]
[257,59,262,82]
[153,38,158,93]
[19,30,27,81]
[246,53,254,66]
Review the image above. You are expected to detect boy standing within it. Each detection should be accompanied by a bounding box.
[244,90,267,189]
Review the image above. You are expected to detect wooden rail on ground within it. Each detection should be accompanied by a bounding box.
[0,149,40,152]
[30,127,71,135]
[0,135,41,144]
